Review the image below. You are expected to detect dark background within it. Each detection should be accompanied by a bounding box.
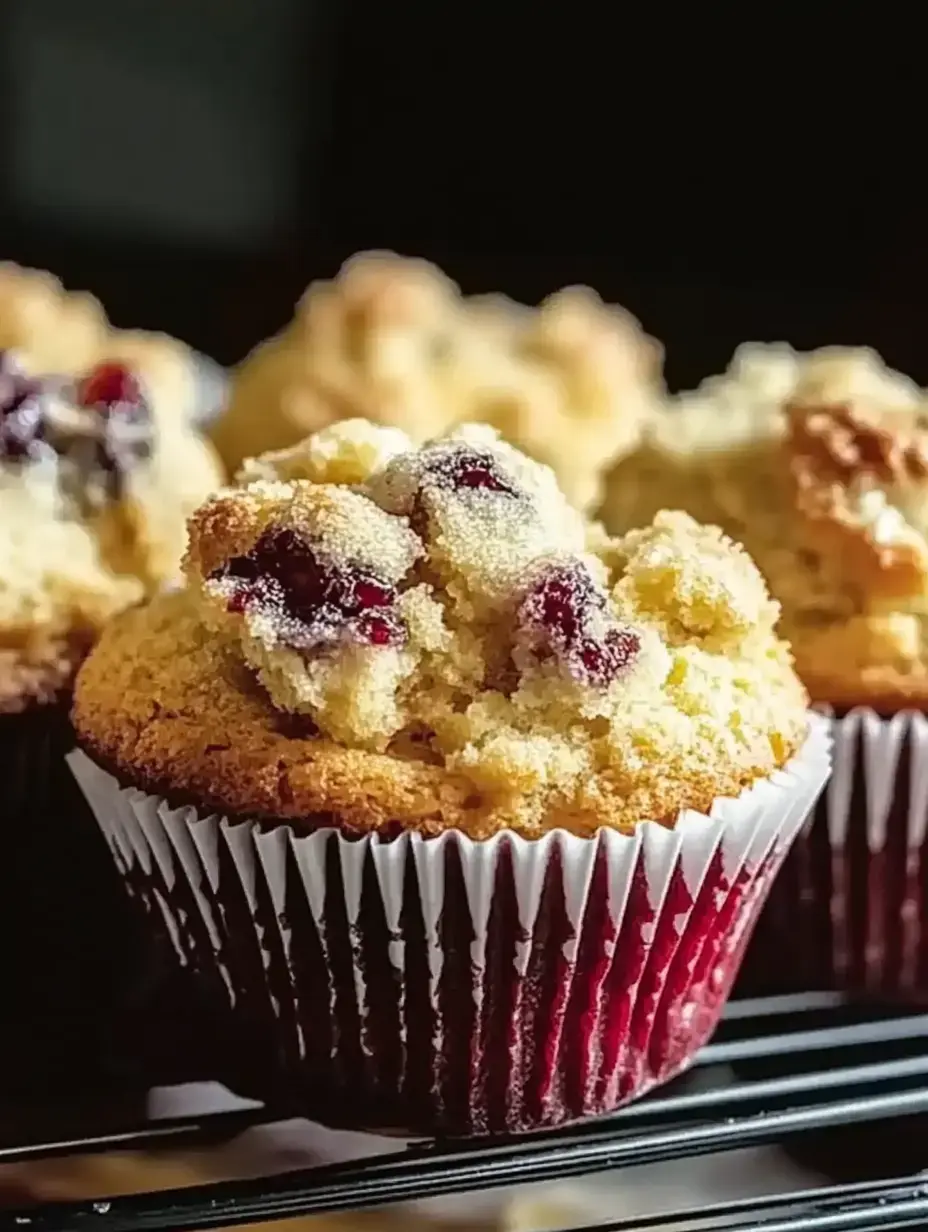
[1,0,922,390]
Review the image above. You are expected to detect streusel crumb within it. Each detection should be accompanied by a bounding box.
[603,344,928,709]
[74,420,807,837]
[0,263,109,376]
[212,251,662,511]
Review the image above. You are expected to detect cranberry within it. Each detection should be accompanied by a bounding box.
[423,446,520,496]
[211,526,406,651]
[408,444,521,536]
[76,362,152,491]
[0,377,51,463]
[516,560,640,686]
[78,362,145,416]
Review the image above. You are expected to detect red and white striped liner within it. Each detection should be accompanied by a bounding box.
[742,709,928,997]
[68,717,830,1137]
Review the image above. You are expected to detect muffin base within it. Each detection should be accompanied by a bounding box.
[741,709,928,998]
[69,719,830,1136]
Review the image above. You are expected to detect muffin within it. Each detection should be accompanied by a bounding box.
[0,275,225,1069]
[69,419,829,1135]
[603,344,928,995]
[211,251,661,512]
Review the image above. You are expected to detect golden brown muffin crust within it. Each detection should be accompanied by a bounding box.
[74,422,808,839]
[73,589,798,839]
[603,346,928,711]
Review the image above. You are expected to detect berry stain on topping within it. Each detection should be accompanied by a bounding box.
[212,526,406,651]
[406,443,521,536]
[516,559,640,686]
[422,446,521,496]
[0,354,153,496]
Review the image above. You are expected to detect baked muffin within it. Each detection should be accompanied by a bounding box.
[0,281,225,1070]
[69,419,829,1135]
[603,344,928,995]
[211,251,661,512]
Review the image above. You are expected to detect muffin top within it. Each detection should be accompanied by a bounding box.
[603,344,928,710]
[0,343,224,712]
[0,263,110,375]
[211,251,662,511]
[74,419,808,838]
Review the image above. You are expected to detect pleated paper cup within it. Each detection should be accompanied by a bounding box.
[68,716,830,1137]
[742,708,928,998]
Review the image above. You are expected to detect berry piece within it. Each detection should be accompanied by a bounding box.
[421,445,520,496]
[211,526,406,651]
[76,362,153,490]
[403,443,522,539]
[515,559,640,686]
[78,362,145,416]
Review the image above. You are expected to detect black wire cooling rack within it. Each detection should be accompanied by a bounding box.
[4,990,928,1232]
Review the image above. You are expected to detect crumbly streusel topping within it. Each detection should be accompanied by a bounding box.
[0,343,222,681]
[603,344,928,708]
[74,419,810,835]
[211,251,662,512]
[0,263,109,376]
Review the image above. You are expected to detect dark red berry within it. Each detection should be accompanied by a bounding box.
[211,526,406,651]
[75,362,152,492]
[409,444,521,537]
[78,362,144,415]
[516,560,640,686]
[358,612,403,645]
[422,446,520,497]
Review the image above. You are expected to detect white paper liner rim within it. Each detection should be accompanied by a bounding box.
[68,713,830,958]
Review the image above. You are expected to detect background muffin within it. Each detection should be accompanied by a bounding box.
[603,345,928,996]
[0,265,225,1080]
[211,251,662,512]
[71,420,828,1135]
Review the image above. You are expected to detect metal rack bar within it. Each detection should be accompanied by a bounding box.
[3,994,928,1232]
[0,1109,266,1167]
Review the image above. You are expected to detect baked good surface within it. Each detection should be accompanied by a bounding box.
[0,335,223,712]
[603,345,928,710]
[74,419,807,837]
[0,263,109,375]
[211,251,662,511]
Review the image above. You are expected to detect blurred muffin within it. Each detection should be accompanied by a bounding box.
[0,262,227,428]
[0,263,108,374]
[604,345,928,996]
[211,251,662,511]
[71,419,827,1135]
[0,272,225,1070]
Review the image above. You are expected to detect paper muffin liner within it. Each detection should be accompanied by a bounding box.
[68,717,830,1136]
[741,708,928,998]
[0,703,149,1083]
